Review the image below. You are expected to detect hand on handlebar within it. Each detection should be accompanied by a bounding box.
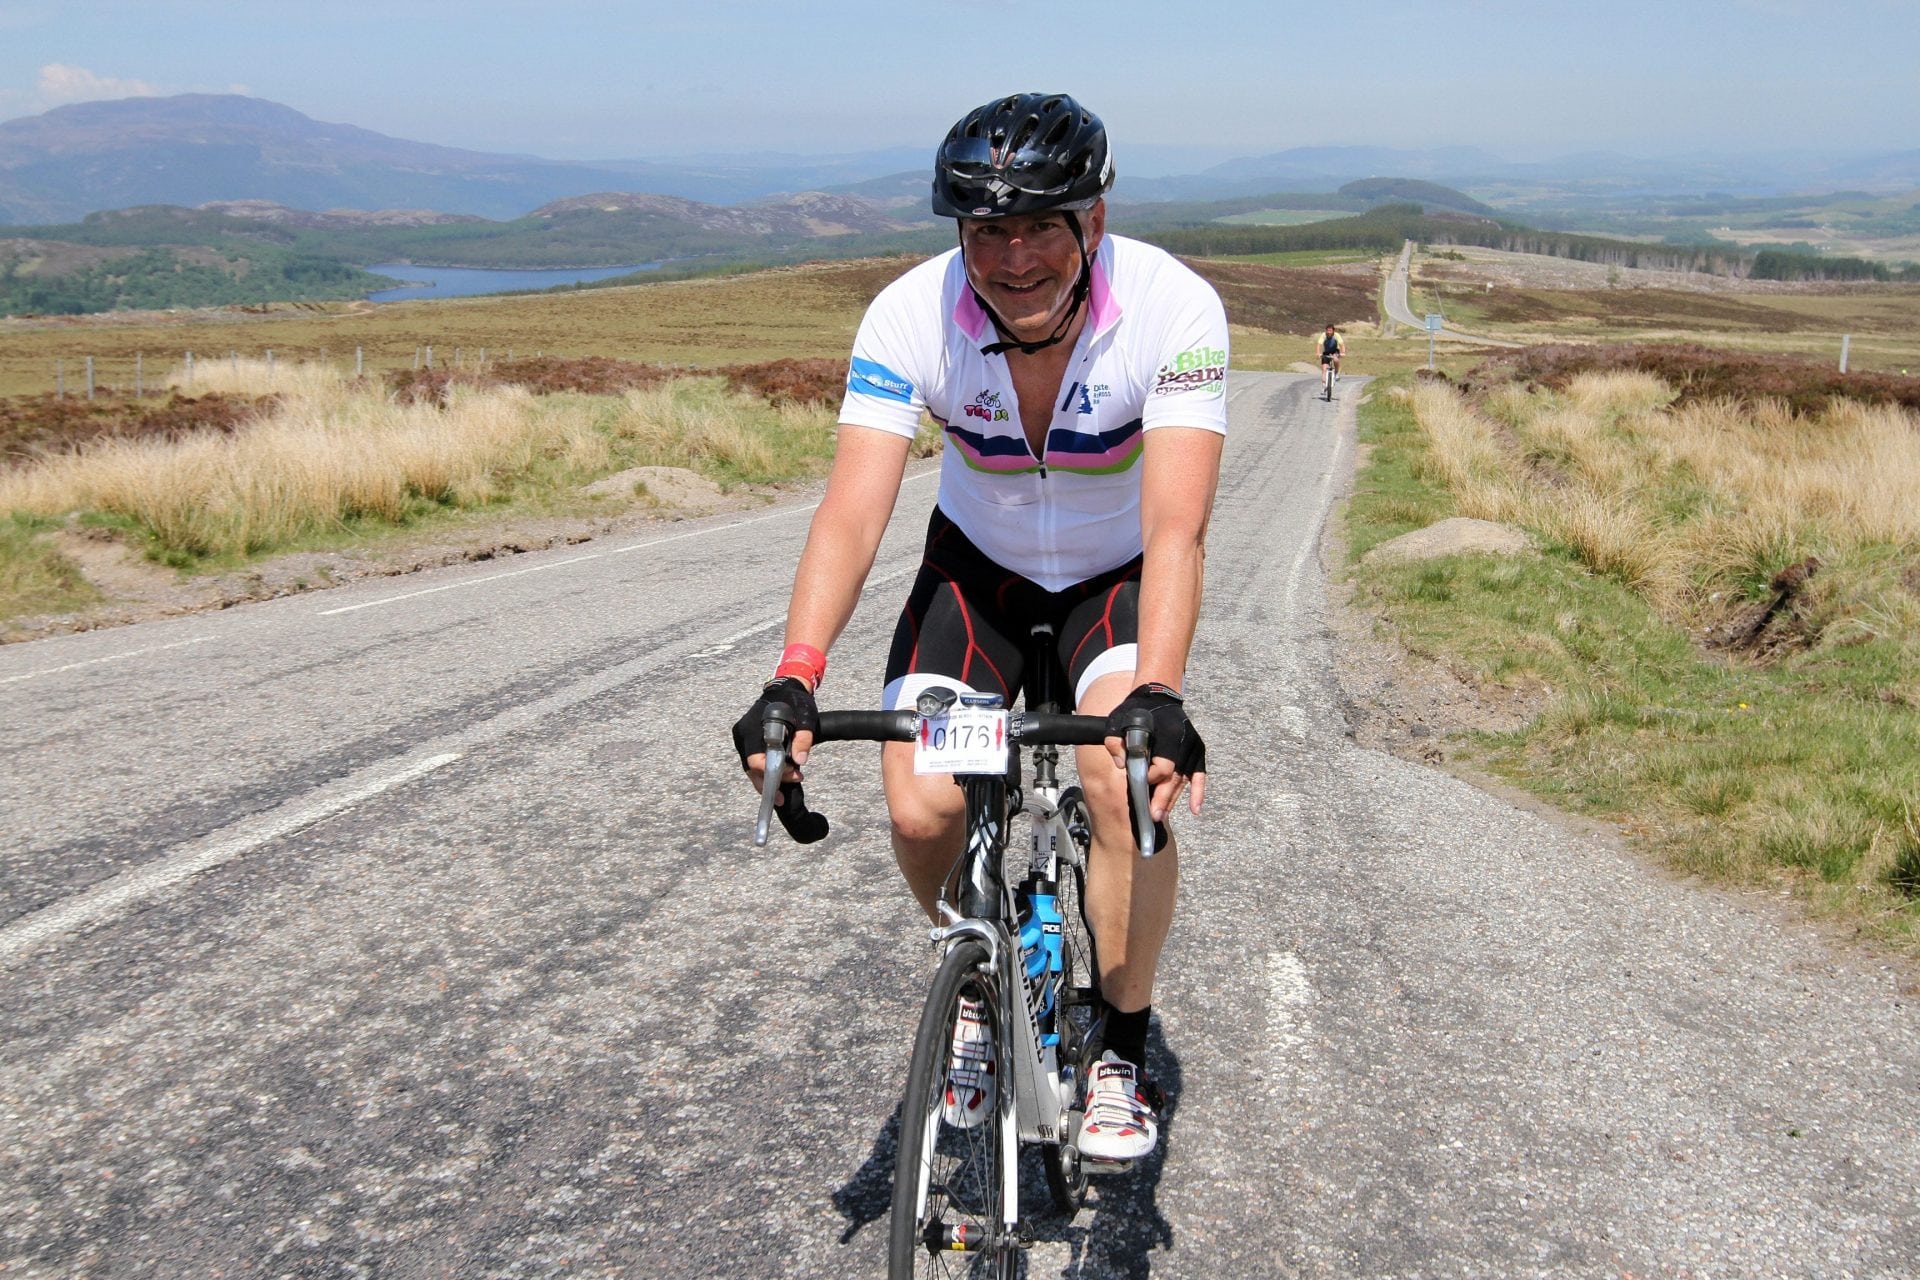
[732,677,829,844]
[1105,683,1207,831]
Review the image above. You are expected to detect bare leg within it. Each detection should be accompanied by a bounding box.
[882,742,967,922]
[1073,670,1178,1014]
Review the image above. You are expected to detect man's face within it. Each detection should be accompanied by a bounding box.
[959,200,1106,341]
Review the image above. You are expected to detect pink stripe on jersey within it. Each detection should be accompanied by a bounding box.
[953,287,991,343]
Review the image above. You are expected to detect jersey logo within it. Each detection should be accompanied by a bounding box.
[962,389,1010,423]
[1152,345,1227,398]
[848,357,915,405]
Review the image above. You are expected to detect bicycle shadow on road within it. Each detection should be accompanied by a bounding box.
[829,1022,1183,1277]
[831,1107,900,1243]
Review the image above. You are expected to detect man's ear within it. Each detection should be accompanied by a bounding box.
[1083,198,1107,253]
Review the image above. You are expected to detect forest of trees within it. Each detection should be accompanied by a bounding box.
[0,247,388,315]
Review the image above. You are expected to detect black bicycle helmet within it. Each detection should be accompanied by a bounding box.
[931,93,1114,219]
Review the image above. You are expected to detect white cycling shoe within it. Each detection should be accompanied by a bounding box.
[942,995,996,1129]
[1077,1051,1161,1162]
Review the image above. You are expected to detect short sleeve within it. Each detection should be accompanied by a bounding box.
[1140,275,1230,435]
[838,276,929,440]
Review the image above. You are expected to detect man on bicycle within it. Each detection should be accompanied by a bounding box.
[1318,323,1345,378]
[735,92,1227,1164]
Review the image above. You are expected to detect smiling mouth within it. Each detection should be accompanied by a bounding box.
[995,279,1051,298]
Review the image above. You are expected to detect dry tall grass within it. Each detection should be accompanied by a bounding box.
[166,355,355,400]
[0,360,841,561]
[1412,374,1920,629]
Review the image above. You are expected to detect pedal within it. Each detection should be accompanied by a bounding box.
[1065,1141,1136,1176]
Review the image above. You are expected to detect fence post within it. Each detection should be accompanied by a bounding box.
[356,346,364,378]
[425,345,434,370]
[56,359,64,398]
[86,356,95,400]
[185,351,194,387]
[478,347,485,365]
[136,352,144,397]
[1840,335,1851,374]
[454,347,462,369]
[266,349,274,381]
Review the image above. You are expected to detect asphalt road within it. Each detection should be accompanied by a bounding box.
[1383,240,1523,349]
[2,371,1915,1278]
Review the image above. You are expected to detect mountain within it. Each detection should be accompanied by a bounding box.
[0,96,929,224]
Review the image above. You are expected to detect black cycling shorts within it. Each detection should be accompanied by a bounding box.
[883,507,1141,712]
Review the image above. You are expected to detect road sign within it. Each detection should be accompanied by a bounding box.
[1425,314,1444,332]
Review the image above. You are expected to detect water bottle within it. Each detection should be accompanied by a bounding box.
[1017,874,1063,1045]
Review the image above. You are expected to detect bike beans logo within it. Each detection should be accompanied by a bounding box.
[963,389,1011,422]
[1152,346,1226,398]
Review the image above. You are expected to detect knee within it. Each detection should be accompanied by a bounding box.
[1076,756,1132,841]
[887,781,964,847]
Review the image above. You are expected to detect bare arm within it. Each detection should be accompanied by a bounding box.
[1133,426,1223,692]
[784,425,914,659]
[747,424,913,784]
[1114,426,1224,816]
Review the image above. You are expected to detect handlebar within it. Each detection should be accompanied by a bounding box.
[752,708,1160,857]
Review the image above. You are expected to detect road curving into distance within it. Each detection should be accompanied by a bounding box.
[1,372,1914,1277]
[1383,238,1524,348]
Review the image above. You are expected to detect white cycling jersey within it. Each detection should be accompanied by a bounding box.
[839,234,1229,592]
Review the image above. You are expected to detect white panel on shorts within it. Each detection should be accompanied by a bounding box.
[1074,643,1138,707]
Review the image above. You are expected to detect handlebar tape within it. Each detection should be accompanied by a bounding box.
[772,782,830,844]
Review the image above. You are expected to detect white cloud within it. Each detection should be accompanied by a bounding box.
[37,63,160,106]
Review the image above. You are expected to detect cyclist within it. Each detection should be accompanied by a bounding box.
[734,92,1227,1163]
[1318,323,1345,380]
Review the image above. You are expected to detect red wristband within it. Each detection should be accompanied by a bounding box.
[774,642,827,689]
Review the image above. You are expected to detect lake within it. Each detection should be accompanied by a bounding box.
[364,262,660,303]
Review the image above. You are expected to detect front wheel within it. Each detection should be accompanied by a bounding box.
[889,940,1017,1278]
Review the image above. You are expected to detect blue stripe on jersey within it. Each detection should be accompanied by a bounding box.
[1044,417,1143,457]
[848,357,915,405]
[945,422,1034,459]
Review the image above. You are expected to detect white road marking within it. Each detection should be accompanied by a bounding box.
[1266,951,1316,1055]
[319,470,939,617]
[0,751,462,966]
[317,551,606,614]
[4,474,940,962]
[0,636,213,687]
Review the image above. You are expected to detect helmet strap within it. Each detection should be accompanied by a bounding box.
[966,212,1094,358]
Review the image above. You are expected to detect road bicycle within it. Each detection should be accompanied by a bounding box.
[1321,356,1338,401]
[752,626,1157,1277]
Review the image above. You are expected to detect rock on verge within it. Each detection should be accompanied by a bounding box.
[582,466,726,514]
[1362,517,1532,565]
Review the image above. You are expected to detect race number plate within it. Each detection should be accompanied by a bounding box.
[914,705,1009,776]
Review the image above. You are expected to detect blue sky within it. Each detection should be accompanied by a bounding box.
[1,0,1915,169]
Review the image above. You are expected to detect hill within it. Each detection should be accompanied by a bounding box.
[0,95,932,224]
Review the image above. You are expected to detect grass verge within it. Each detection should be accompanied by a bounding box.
[0,513,98,618]
[0,358,937,600]
[1346,369,1920,951]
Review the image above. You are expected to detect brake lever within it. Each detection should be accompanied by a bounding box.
[1123,724,1157,859]
[753,719,789,848]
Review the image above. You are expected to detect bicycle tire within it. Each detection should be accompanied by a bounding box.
[889,940,1017,1278]
[1043,786,1099,1211]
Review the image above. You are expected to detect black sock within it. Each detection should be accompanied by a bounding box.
[1100,1003,1151,1069]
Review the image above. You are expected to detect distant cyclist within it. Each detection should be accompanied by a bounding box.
[734,92,1228,1163]
[1318,323,1346,379]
